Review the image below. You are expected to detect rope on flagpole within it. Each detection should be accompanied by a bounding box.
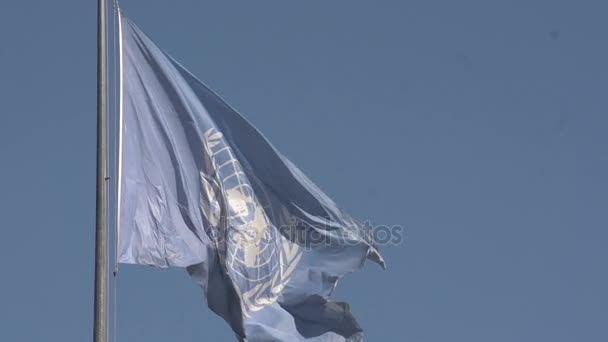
[103,0,113,340]
[112,0,122,281]
[111,1,121,342]
[112,0,120,278]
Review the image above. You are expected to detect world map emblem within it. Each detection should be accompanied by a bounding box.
[199,127,303,314]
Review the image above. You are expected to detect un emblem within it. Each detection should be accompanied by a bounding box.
[200,128,302,314]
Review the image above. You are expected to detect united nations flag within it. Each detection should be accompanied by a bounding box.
[117,12,385,342]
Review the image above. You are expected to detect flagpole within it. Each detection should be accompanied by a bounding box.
[94,0,108,340]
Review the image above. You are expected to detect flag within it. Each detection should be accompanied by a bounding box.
[118,13,385,341]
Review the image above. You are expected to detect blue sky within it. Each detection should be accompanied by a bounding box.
[0,0,607,341]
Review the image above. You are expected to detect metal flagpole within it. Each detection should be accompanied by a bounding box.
[94,0,108,340]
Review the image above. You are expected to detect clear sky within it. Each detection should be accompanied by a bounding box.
[0,0,606,341]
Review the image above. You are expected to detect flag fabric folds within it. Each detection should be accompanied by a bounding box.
[118,13,385,342]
